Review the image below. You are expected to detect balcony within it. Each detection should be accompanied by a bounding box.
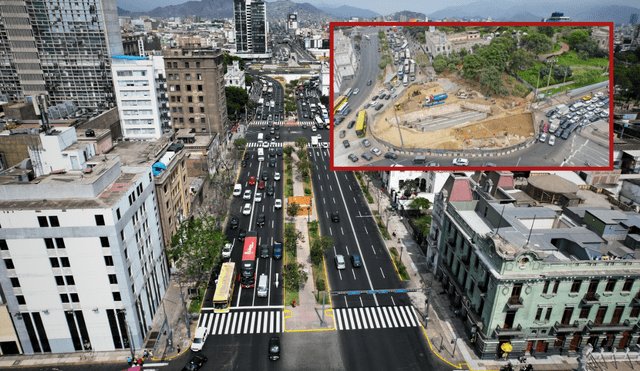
[553,321,583,333]
[581,292,601,305]
[506,296,524,309]
[495,324,524,337]
[586,319,633,332]
[478,281,488,295]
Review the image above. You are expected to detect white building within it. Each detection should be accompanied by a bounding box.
[0,127,169,354]
[28,126,96,177]
[151,54,171,132]
[224,60,246,90]
[111,55,163,140]
[319,62,330,97]
[333,30,357,94]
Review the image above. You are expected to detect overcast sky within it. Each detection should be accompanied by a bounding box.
[117,0,640,16]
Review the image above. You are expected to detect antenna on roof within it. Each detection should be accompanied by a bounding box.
[494,205,505,237]
[525,214,537,247]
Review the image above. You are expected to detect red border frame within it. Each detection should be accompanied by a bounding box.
[329,22,614,172]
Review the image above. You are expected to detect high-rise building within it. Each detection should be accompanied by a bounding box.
[0,0,123,109]
[630,14,638,26]
[234,0,268,58]
[163,48,228,135]
[287,13,298,34]
[0,127,169,354]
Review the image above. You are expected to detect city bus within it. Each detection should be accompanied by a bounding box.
[398,65,404,78]
[314,115,324,128]
[257,148,264,162]
[240,231,258,288]
[355,110,367,138]
[333,95,347,114]
[345,88,353,98]
[213,262,236,313]
[336,101,350,116]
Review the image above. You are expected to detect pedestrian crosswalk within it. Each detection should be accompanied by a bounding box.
[333,306,420,331]
[197,310,284,335]
[249,120,316,127]
[246,142,285,148]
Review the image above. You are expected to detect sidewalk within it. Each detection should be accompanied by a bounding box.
[358,171,640,371]
[284,148,334,332]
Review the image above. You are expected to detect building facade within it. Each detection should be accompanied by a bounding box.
[430,172,640,359]
[425,30,452,59]
[224,60,246,90]
[233,0,268,57]
[0,0,123,109]
[0,127,169,354]
[111,56,163,140]
[163,48,228,135]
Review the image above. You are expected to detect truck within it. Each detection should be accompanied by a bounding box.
[409,63,415,80]
[311,135,319,147]
[423,93,448,107]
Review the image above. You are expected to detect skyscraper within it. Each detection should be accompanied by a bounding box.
[0,0,123,109]
[234,0,268,57]
[631,14,638,26]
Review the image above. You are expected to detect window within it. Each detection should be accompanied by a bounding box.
[172,62,177,68]
[4,258,14,269]
[49,216,60,227]
[60,257,70,267]
[113,292,122,301]
[199,96,204,102]
[535,308,543,321]
[16,295,26,305]
[553,280,560,294]
[186,85,192,92]
[70,293,79,303]
[185,73,191,81]
[44,238,55,249]
[60,294,70,303]
[65,276,75,285]
[196,62,200,68]
[95,215,105,226]
[189,118,195,124]
[187,96,193,103]
[50,257,60,268]
[543,280,550,294]
[545,308,553,321]
[10,277,20,287]
[108,274,118,284]
[104,256,114,266]
[175,85,180,91]
[200,118,206,124]
[623,278,634,292]
[571,280,582,293]
[100,237,110,247]
[605,279,616,292]
[185,62,189,68]
[197,74,202,80]
[55,238,65,249]
[198,85,203,92]
[55,276,65,285]
[579,307,591,319]
[0,240,7,250]
[116,208,121,220]
[200,107,205,113]
[631,307,640,318]
[189,107,194,113]
[38,216,49,227]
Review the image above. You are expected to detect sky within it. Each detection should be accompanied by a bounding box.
[116,0,640,16]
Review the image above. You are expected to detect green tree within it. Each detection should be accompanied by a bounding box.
[459,48,468,58]
[479,66,503,94]
[511,49,534,71]
[245,75,254,86]
[538,26,555,38]
[222,53,245,73]
[408,197,432,210]
[521,33,553,55]
[482,43,512,72]
[225,86,248,118]
[414,215,432,237]
[169,217,227,283]
[578,50,590,60]
[462,54,484,79]
[565,29,590,49]
[433,55,448,74]
[285,101,296,113]
[233,138,247,148]
[310,236,333,265]
[288,202,301,216]
[491,36,517,55]
[282,262,308,290]
[295,137,308,151]
[297,157,317,178]
[283,145,295,156]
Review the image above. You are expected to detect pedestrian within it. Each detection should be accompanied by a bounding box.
[137,358,143,365]
[149,350,154,360]
[177,344,181,353]
[519,355,527,363]
[143,349,148,359]
[126,357,132,366]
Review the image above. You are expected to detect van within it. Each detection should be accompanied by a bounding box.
[258,133,264,142]
[412,155,426,164]
[257,274,268,298]
[233,184,242,197]
[191,326,209,352]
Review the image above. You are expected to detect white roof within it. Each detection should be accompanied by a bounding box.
[530,171,586,186]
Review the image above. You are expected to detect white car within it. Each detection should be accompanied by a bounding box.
[274,199,282,209]
[452,158,469,166]
[274,172,281,181]
[311,125,317,132]
[322,142,329,149]
[243,189,252,200]
[540,133,548,143]
[262,141,270,148]
[370,147,382,156]
[222,243,233,258]
[254,192,263,203]
[242,203,252,216]
[548,135,556,146]
[353,88,359,95]
[370,101,378,107]
[362,139,371,147]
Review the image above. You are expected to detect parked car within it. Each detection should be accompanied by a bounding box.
[348,154,359,162]
[375,103,384,111]
[548,135,556,146]
[370,147,382,156]
[452,158,469,166]
[384,152,398,159]
[367,80,372,86]
[343,140,350,148]
[539,133,548,143]
[339,130,346,138]
[348,120,356,129]
[362,139,371,147]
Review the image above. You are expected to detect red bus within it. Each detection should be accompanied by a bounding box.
[240,231,258,287]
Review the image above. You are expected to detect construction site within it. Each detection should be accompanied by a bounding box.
[372,77,535,151]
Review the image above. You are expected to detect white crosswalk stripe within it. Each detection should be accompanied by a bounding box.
[246,142,285,148]
[197,310,284,335]
[333,306,420,331]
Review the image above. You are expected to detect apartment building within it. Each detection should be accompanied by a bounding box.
[233,0,268,57]
[0,127,169,354]
[163,48,228,135]
[429,172,640,359]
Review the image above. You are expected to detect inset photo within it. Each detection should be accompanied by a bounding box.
[330,23,613,170]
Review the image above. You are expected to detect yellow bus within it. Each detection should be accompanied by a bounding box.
[213,262,236,313]
[333,95,347,114]
[355,110,367,138]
